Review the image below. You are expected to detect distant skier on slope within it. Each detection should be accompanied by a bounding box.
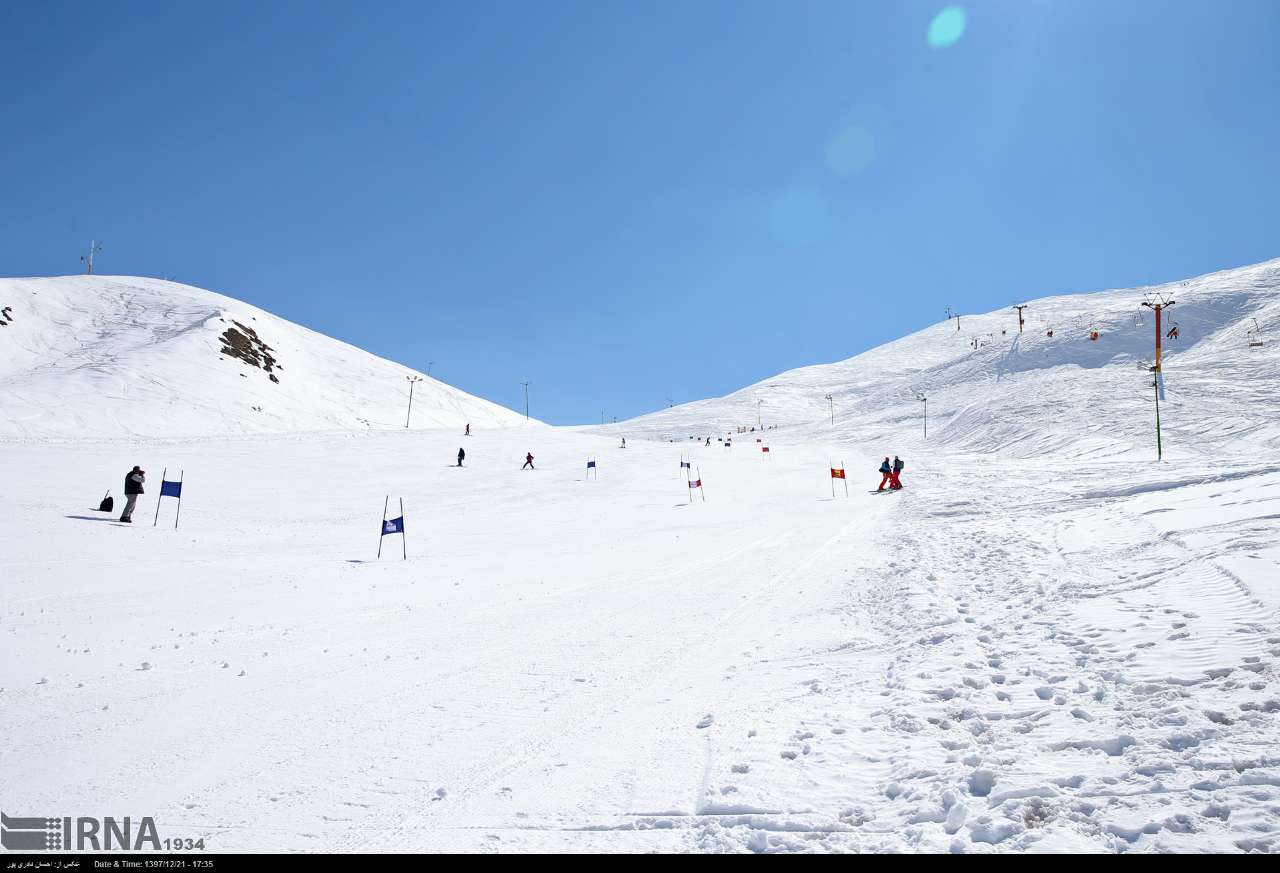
[465,423,470,436]
[522,452,535,470]
[457,447,465,467]
[120,465,145,522]
[877,457,892,492]
[890,455,905,490]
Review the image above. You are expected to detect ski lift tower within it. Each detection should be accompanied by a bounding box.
[81,240,103,275]
[1141,293,1176,383]
[1140,292,1176,459]
[1012,304,1028,333]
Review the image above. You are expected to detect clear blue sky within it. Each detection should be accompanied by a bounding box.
[3,1,1277,424]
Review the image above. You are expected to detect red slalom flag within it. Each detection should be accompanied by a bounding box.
[761,445,770,453]
[688,478,702,488]
[830,467,845,479]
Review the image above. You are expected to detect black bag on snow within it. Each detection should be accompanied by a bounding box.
[98,491,114,513]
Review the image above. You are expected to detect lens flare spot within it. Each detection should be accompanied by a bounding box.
[825,125,876,176]
[768,188,829,247]
[928,5,967,49]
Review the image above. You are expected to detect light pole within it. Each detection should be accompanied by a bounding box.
[405,375,423,428]
[915,391,928,440]
[756,399,763,430]
[825,394,833,425]
[521,381,530,421]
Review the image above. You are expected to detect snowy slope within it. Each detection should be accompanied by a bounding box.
[2,260,1279,853]
[606,258,1280,462]
[0,276,529,438]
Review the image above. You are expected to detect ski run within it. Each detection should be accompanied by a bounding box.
[2,259,1279,853]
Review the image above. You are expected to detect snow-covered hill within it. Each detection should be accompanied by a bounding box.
[607,259,1280,462]
[0,275,529,438]
[3,260,1278,853]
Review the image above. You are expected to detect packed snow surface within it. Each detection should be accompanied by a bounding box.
[2,260,1279,852]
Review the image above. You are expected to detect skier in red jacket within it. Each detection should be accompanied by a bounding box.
[522,452,535,470]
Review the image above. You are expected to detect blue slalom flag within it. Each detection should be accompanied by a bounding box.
[680,460,690,468]
[586,460,596,469]
[160,479,183,498]
[381,516,404,536]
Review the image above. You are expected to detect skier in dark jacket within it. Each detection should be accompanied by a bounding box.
[457,448,465,467]
[890,456,905,490]
[522,452,535,470]
[877,458,892,492]
[120,466,145,522]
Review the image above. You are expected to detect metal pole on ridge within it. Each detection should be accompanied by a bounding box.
[400,498,407,561]
[81,240,102,275]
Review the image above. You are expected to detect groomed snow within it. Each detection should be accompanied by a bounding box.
[2,260,1278,852]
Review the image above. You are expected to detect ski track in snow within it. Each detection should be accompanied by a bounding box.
[2,259,1279,852]
[2,436,1277,853]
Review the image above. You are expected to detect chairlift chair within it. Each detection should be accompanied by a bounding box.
[1247,318,1264,348]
